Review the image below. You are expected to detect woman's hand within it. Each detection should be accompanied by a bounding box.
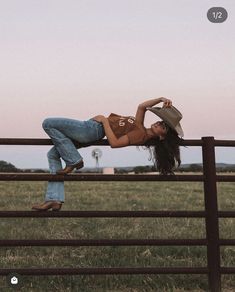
[161,97,172,107]
[92,115,106,123]
[138,97,172,109]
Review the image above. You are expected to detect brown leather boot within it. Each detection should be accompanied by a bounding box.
[56,160,84,175]
[32,201,63,211]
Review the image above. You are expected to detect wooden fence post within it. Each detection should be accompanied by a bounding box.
[202,136,221,292]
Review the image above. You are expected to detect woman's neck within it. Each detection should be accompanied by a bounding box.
[146,128,156,138]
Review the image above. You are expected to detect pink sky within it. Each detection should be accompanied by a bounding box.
[0,1,234,168]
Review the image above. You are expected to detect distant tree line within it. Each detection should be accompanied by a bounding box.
[177,164,235,173]
[0,160,234,173]
[178,164,203,172]
[116,164,235,174]
[0,161,21,172]
[0,161,48,173]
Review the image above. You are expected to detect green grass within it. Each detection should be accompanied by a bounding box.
[0,180,234,291]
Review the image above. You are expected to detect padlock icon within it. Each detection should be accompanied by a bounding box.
[10,276,18,285]
[7,273,21,288]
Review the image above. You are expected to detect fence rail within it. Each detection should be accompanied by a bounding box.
[0,136,235,292]
[0,173,235,182]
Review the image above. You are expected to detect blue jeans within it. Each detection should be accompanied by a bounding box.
[42,117,105,202]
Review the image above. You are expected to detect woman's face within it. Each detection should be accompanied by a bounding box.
[151,121,168,140]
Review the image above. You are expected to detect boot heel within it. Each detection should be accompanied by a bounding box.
[52,203,62,211]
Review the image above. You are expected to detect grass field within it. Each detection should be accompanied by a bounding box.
[0,178,234,291]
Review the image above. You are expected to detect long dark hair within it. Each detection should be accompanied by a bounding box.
[141,127,183,175]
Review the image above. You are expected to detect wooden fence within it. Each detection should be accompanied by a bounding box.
[0,136,234,291]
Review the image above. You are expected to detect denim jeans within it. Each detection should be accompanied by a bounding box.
[42,117,105,202]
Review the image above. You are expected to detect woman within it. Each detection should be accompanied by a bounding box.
[32,97,184,211]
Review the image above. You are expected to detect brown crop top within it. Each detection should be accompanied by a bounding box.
[107,113,150,145]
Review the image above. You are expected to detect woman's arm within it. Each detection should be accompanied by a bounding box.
[138,97,172,109]
[93,115,129,148]
[135,97,172,126]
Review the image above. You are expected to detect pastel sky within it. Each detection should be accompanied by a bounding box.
[0,0,234,168]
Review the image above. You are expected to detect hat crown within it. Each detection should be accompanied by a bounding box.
[162,106,182,126]
[146,106,184,137]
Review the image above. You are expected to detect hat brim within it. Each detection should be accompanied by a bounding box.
[147,106,184,137]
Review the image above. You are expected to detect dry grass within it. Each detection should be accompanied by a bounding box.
[0,180,234,291]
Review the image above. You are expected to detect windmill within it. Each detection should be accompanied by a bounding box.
[91,148,102,170]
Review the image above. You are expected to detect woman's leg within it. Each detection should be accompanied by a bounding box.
[42,118,105,166]
[45,146,65,202]
[42,118,105,203]
[32,146,64,210]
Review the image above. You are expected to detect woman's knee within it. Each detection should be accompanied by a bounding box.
[42,118,52,130]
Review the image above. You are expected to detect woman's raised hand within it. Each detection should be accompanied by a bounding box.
[161,97,172,107]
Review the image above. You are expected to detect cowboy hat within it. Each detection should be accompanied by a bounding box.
[146,105,184,137]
